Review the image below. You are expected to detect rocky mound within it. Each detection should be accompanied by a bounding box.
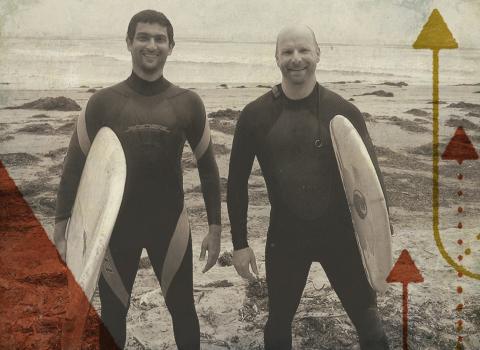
[5,97,81,111]
[359,90,394,97]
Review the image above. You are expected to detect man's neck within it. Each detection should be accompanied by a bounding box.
[132,67,164,82]
[281,78,317,100]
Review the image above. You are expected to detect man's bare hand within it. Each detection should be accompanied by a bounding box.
[232,247,258,281]
[200,224,221,273]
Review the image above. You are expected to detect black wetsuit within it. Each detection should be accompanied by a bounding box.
[227,84,389,349]
[55,72,221,349]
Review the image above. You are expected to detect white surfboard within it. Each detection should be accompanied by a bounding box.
[63,127,126,348]
[330,115,392,293]
[66,126,126,298]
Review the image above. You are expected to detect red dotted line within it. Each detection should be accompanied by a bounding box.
[456,173,464,349]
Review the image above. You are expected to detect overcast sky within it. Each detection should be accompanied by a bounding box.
[1,0,479,47]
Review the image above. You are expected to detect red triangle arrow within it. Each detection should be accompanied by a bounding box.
[386,249,423,350]
[387,249,424,284]
[0,160,116,348]
[441,126,479,164]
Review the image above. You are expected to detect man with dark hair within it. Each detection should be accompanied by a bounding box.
[228,25,389,349]
[54,9,221,349]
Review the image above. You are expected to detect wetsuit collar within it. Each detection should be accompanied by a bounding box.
[126,71,171,96]
[278,83,319,114]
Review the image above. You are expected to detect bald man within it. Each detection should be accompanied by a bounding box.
[227,25,390,349]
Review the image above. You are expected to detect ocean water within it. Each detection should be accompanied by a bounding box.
[0,37,478,90]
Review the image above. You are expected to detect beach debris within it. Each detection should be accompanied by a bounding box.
[256,84,271,88]
[137,289,162,310]
[218,83,228,89]
[213,143,230,155]
[217,251,233,267]
[5,96,81,111]
[18,181,57,199]
[230,335,239,343]
[0,135,14,143]
[246,277,268,300]
[359,90,394,97]
[474,91,480,94]
[331,80,362,84]
[208,109,240,134]
[348,97,355,101]
[138,256,152,269]
[467,111,480,118]
[378,115,429,133]
[37,197,56,215]
[208,108,240,120]
[31,114,50,119]
[202,280,234,288]
[235,85,246,88]
[405,108,429,117]
[413,118,430,124]
[446,118,480,131]
[447,102,480,110]
[382,81,408,87]
[56,121,76,134]
[181,153,196,169]
[0,152,40,166]
[200,307,217,327]
[86,88,97,93]
[18,123,55,135]
[48,163,63,176]
[362,112,373,121]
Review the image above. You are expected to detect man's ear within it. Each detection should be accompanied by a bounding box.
[126,35,133,52]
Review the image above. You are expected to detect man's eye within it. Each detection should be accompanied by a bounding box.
[136,36,149,41]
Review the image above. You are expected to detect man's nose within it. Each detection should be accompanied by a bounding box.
[291,50,301,63]
[146,38,156,49]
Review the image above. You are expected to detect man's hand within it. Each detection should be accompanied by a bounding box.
[53,219,69,262]
[200,224,221,273]
[232,247,258,281]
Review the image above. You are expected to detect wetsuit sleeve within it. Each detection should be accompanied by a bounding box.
[346,106,391,213]
[185,93,221,226]
[227,106,256,250]
[54,98,101,238]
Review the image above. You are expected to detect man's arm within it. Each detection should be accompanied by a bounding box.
[185,93,221,272]
[227,107,259,280]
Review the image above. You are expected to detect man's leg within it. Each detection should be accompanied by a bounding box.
[318,222,389,350]
[148,235,200,350]
[98,233,143,349]
[264,239,312,350]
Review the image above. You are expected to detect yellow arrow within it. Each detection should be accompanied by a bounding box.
[413,9,479,280]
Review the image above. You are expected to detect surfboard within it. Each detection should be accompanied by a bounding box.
[63,127,126,348]
[330,115,392,293]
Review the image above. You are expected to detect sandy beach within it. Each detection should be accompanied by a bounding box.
[1,80,479,349]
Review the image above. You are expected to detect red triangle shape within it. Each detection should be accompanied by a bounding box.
[0,160,116,348]
[386,249,424,284]
[441,126,479,164]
